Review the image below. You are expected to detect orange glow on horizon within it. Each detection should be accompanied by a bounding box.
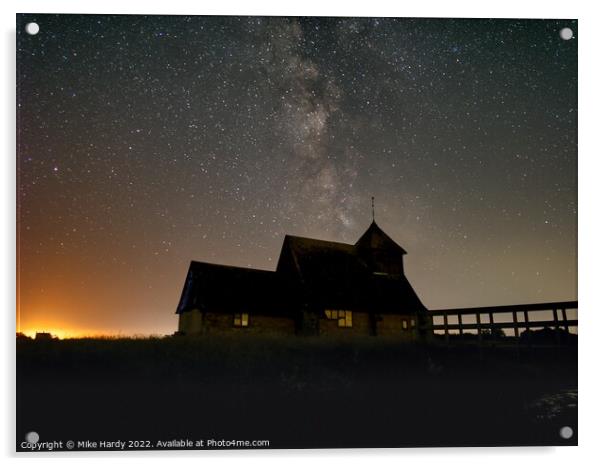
[18,327,167,339]
[18,326,111,339]
[17,321,167,340]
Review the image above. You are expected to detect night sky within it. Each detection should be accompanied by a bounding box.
[17,15,577,337]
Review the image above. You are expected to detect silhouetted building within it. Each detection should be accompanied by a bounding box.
[176,221,431,339]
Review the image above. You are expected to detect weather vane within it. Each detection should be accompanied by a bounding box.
[371,196,375,222]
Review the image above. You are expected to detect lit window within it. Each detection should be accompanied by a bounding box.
[234,313,249,327]
[325,310,353,328]
[410,319,416,329]
[338,310,352,328]
[402,319,409,330]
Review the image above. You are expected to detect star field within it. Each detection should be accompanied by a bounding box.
[16,15,577,336]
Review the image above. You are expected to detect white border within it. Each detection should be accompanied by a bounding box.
[3,1,601,465]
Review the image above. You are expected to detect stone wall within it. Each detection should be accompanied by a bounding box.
[178,308,422,340]
[318,311,419,340]
[318,311,372,337]
[178,308,204,334]
[376,313,417,339]
[178,309,295,336]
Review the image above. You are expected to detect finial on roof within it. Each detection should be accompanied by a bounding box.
[371,196,375,222]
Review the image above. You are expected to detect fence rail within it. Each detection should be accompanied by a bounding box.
[427,300,577,346]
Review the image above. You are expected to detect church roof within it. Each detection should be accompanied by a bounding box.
[276,230,424,313]
[176,261,287,315]
[355,220,407,254]
[177,222,426,315]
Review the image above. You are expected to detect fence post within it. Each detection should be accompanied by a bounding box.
[553,308,560,346]
[458,313,463,339]
[511,310,520,358]
[443,313,449,346]
[512,311,519,338]
[489,312,495,347]
[561,308,569,344]
[476,312,483,359]
[523,310,531,348]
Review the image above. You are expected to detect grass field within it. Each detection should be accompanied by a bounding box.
[16,335,577,450]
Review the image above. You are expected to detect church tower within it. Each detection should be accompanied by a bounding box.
[355,198,407,276]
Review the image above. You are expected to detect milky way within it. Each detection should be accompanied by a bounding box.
[17,15,577,336]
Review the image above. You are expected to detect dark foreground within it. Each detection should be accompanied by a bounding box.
[16,336,577,450]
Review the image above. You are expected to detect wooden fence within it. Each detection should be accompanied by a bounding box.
[427,301,577,346]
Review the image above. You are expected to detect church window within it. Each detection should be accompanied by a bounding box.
[325,310,353,328]
[234,313,249,327]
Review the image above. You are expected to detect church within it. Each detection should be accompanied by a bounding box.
[175,220,431,339]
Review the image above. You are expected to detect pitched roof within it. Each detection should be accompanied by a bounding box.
[176,261,288,315]
[355,221,407,254]
[277,232,425,313]
[177,222,427,315]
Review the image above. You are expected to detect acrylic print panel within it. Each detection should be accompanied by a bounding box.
[16,14,577,451]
